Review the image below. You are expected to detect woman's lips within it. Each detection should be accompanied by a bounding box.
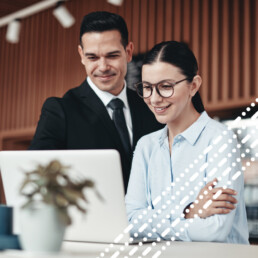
[153,104,171,114]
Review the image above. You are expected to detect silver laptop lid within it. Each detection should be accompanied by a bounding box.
[0,150,131,244]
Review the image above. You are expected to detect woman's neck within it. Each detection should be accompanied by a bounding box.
[168,107,201,143]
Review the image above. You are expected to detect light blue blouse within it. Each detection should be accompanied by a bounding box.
[125,111,249,244]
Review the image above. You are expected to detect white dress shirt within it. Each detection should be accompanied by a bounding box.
[87,77,133,145]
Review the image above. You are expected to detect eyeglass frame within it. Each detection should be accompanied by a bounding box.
[134,77,191,99]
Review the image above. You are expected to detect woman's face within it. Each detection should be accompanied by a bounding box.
[142,61,198,125]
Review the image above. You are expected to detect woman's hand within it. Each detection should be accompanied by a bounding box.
[184,178,238,219]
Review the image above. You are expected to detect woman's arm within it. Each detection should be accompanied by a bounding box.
[171,130,248,243]
[126,130,248,243]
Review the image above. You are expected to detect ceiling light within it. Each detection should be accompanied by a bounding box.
[6,19,21,43]
[52,3,75,28]
[107,0,124,6]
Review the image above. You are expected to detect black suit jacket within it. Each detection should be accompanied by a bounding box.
[29,80,163,191]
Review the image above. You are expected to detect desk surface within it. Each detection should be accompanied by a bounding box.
[2,241,258,258]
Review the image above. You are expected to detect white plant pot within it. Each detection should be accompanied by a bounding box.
[19,204,66,253]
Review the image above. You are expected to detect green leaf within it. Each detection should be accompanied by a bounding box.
[19,159,102,227]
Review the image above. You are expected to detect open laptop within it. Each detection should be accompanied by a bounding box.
[0,150,134,244]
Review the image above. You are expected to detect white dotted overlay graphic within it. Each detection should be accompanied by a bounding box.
[96,98,258,258]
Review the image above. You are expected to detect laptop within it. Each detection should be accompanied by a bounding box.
[0,150,134,244]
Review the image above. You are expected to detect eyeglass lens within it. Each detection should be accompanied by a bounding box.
[137,82,174,98]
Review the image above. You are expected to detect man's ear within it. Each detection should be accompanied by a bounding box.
[78,45,85,65]
[126,42,134,63]
[190,75,202,96]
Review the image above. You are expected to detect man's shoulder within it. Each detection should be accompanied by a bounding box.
[42,96,62,109]
[126,87,144,104]
[126,88,152,113]
[62,81,87,99]
[40,82,87,114]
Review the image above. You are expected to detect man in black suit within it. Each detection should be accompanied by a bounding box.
[29,11,162,191]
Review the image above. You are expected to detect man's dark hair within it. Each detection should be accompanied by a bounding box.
[143,41,205,113]
[80,11,128,48]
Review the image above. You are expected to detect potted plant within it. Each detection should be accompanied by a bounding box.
[19,159,100,252]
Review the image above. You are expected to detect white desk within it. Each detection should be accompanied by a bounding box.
[2,241,258,258]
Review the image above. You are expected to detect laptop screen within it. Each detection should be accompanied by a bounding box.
[0,149,131,243]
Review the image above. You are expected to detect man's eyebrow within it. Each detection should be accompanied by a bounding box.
[84,53,97,57]
[106,51,121,55]
[84,51,121,56]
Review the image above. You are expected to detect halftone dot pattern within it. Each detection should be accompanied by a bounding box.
[96,99,258,258]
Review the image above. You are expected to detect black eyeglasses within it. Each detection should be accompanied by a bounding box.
[134,78,190,99]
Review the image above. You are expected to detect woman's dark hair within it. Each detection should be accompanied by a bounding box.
[80,11,128,49]
[143,41,205,113]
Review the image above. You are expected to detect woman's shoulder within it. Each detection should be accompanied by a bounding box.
[136,127,165,148]
[205,114,235,139]
[133,128,165,161]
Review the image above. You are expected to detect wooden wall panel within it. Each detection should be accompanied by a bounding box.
[156,0,164,44]
[139,0,148,53]
[243,0,251,100]
[0,0,39,17]
[173,0,182,41]
[182,0,190,43]
[192,0,200,69]
[221,0,229,102]
[123,0,133,44]
[147,0,156,50]
[200,0,210,106]
[164,0,173,41]
[131,0,140,54]
[211,0,219,104]
[0,0,257,150]
[232,0,240,101]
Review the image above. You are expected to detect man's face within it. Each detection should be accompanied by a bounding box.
[78,30,134,96]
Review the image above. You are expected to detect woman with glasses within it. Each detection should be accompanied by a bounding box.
[125,41,249,244]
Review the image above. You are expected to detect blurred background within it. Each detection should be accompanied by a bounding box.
[0,0,258,241]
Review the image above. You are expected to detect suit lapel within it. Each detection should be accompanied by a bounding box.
[127,88,142,148]
[75,81,126,152]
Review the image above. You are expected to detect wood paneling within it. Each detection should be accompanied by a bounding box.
[211,0,219,104]
[147,0,156,50]
[221,0,229,102]
[0,0,257,150]
[243,0,251,99]
[200,0,209,106]
[0,0,39,18]
[232,0,240,101]
[131,0,140,53]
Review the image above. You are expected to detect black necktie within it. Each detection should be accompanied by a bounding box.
[108,98,132,160]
